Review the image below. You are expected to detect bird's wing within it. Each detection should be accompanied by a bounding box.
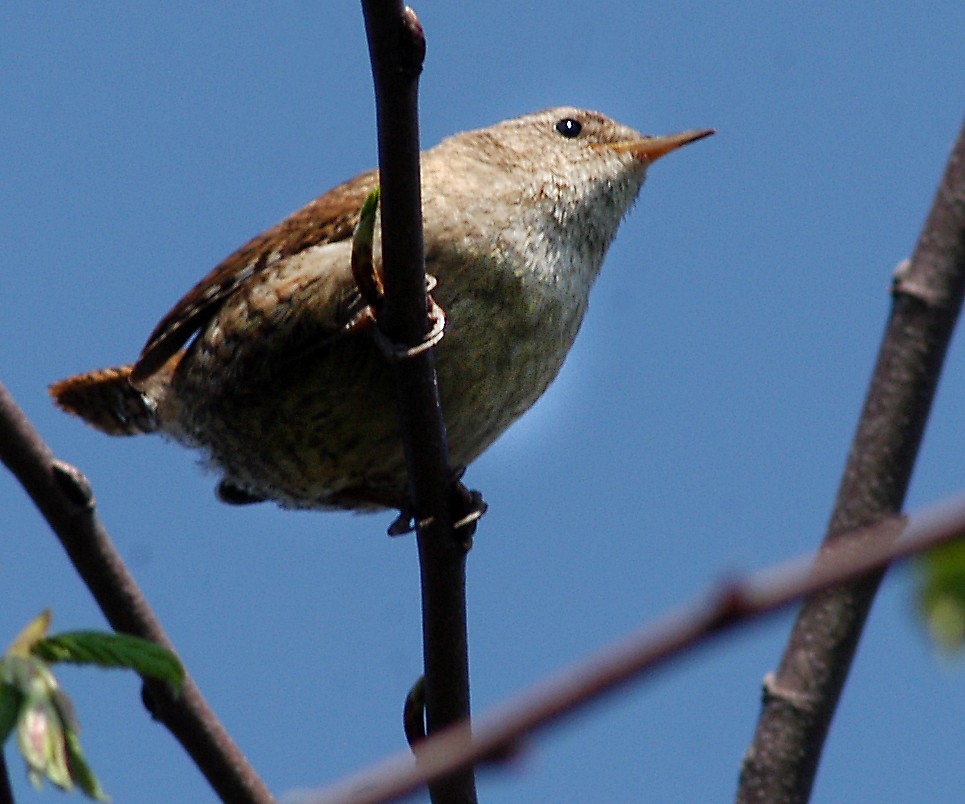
[131,170,379,382]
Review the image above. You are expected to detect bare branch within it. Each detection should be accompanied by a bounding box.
[292,491,965,804]
[738,118,965,801]
[0,749,13,804]
[360,3,477,803]
[0,381,272,804]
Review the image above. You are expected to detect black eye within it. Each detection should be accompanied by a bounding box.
[555,118,582,138]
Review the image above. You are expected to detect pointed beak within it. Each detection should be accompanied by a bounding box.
[612,128,715,164]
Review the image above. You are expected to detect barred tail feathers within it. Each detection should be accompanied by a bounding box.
[50,365,158,436]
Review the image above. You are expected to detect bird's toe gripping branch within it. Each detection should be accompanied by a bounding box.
[387,477,487,548]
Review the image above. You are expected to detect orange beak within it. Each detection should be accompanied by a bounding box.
[611,128,715,164]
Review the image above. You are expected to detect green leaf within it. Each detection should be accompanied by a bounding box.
[15,664,72,792]
[353,186,380,255]
[33,632,184,691]
[2,653,45,698]
[0,682,23,743]
[64,726,109,801]
[7,610,52,658]
[917,538,965,651]
[360,185,380,221]
[351,185,384,306]
[1,653,109,800]
[2,615,183,799]
[2,615,124,800]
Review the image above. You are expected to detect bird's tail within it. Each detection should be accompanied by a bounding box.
[49,365,158,436]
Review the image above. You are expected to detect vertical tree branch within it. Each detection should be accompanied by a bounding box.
[0,750,13,804]
[360,3,477,803]
[737,119,965,802]
[0,382,272,804]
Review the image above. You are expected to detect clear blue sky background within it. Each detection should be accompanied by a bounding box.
[2,4,964,802]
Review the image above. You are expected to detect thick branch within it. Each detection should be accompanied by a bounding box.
[360,3,477,803]
[0,382,272,804]
[737,118,965,802]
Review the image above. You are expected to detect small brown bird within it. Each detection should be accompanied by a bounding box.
[51,108,712,514]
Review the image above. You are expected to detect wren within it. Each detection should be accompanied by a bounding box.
[50,108,713,514]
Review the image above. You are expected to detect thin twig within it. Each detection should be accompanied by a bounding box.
[0,381,272,804]
[360,3,477,803]
[295,493,965,804]
[0,749,13,804]
[737,118,965,802]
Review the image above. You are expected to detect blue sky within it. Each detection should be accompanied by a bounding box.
[2,3,964,802]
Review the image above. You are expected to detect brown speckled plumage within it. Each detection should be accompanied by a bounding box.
[51,108,712,513]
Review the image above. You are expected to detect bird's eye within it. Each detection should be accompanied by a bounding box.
[555,118,583,138]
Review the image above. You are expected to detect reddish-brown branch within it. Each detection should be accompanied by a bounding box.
[0,381,272,804]
[295,494,965,804]
[360,3,477,803]
[738,118,965,802]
